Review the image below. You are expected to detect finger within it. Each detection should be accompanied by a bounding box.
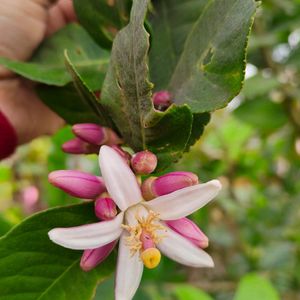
[0,0,49,76]
[0,79,64,144]
[46,0,77,36]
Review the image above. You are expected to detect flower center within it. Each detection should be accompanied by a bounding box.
[122,210,165,269]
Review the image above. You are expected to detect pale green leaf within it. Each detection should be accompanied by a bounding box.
[0,24,109,89]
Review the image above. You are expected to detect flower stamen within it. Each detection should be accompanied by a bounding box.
[122,210,165,264]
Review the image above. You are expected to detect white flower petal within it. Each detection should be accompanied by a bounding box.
[144,180,221,220]
[115,231,144,300]
[125,204,149,226]
[157,224,214,268]
[99,146,142,211]
[48,212,124,250]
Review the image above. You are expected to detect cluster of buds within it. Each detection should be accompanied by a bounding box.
[62,123,122,154]
[49,145,210,272]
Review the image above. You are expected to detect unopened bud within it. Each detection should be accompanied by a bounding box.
[95,197,117,220]
[48,170,106,199]
[72,123,122,146]
[111,145,131,165]
[153,90,172,110]
[80,241,116,272]
[62,137,99,154]
[141,177,157,201]
[141,171,199,200]
[131,150,157,174]
[166,218,209,249]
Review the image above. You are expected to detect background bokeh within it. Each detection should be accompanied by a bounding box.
[1,1,300,299]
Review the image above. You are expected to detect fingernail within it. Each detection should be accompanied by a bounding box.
[48,170,106,199]
[131,150,157,175]
[62,137,99,154]
[95,197,117,220]
[141,171,199,200]
[153,90,172,110]
[166,218,209,248]
[80,241,116,272]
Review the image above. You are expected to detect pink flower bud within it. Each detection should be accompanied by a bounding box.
[141,177,157,201]
[141,171,199,200]
[165,218,209,248]
[62,137,99,154]
[95,197,117,220]
[131,150,157,174]
[48,170,106,199]
[72,124,122,146]
[80,241,116,272]
[153,90,172,110]
[111,145,131,165]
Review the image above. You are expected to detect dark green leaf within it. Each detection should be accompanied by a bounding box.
[64,51,114,128]
[149,0,258,113]
[0,203,115,300]
[74,0,132,49]
[149,0,208,90]
[0,24,109,88]
[101,0,194,169]
[146,105,193,171]
[185,113,211,152]
[37,84,102,125]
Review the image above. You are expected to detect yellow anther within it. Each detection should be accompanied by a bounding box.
[141,248,161,269]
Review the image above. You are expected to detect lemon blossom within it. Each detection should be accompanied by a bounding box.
[48,145,222,300]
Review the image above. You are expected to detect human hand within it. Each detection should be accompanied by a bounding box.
[0,0,76,144]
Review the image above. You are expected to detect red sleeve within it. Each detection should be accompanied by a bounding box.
[0,110,17,160]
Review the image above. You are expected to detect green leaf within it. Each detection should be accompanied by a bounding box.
[234,274,280,300]
[0,24,109,88]
[146,105,193,170]
[173,284,213,300]
[185,113,211,152]
[0,203,115,300]
[242,74,280,99]
[37,84,102,125]
[149,0,208,90]
[234,98,288,134]
[101,0,194,169]
[149,0,258,113]
[74,0,131,49]
[64,51,114,128]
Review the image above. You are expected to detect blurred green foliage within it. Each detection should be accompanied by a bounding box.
[1,0,300,299]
